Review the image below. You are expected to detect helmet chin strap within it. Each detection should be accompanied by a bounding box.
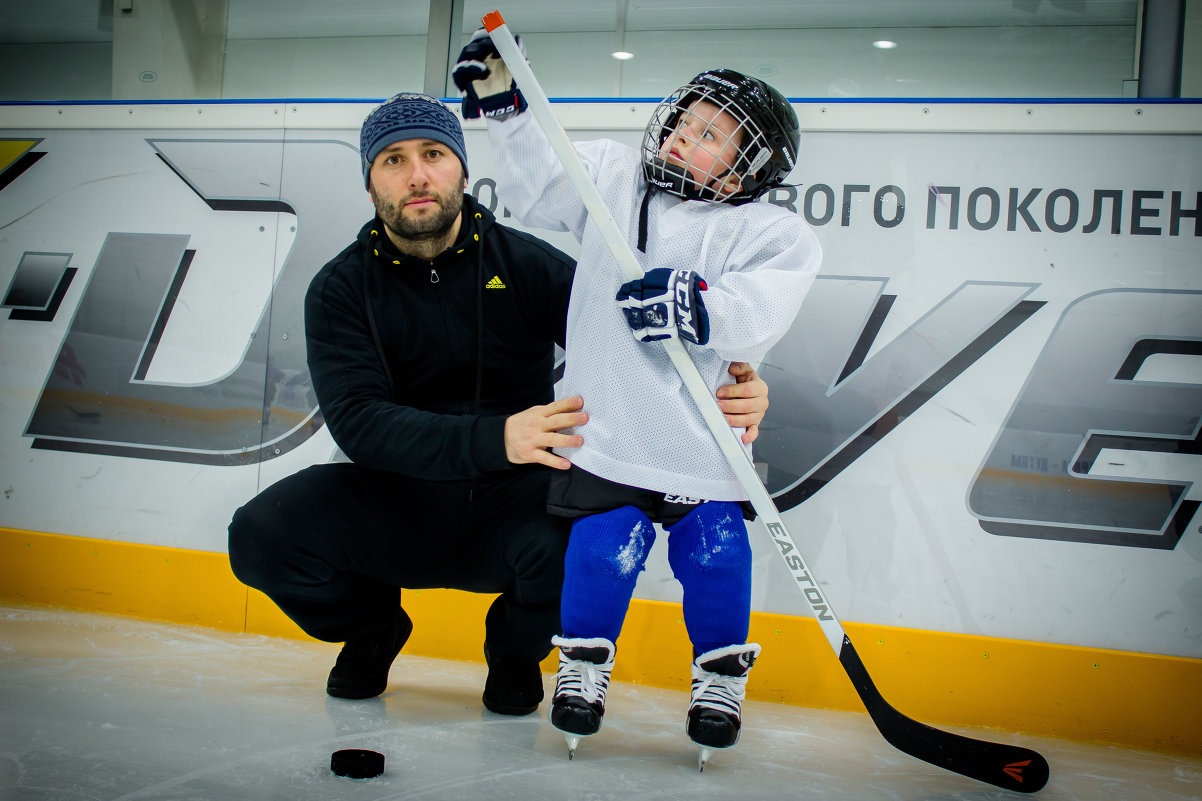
[647,157,739,202]
[646,157,697,198]
[708,170,742,196]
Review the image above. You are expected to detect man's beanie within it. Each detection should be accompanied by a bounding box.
[359,92,468,189]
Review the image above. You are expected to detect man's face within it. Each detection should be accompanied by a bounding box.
[658,99,745,197]
[368,138,467,242]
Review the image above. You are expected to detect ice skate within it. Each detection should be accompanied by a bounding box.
[686,642,761,770]
[548,635,615,758]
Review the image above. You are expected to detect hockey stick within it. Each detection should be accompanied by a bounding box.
[481,10,1049,793]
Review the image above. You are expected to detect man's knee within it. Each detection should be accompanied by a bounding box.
[504,515,571,606]
[228,466,332,587]
[227,495,287,589]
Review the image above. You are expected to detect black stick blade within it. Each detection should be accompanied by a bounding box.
[839,637,1050,793]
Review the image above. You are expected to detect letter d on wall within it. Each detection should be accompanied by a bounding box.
[24,137,366,465]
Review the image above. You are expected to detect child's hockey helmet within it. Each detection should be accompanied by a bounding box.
[641,69,799,204]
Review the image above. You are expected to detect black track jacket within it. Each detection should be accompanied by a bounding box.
[305,195,575,482]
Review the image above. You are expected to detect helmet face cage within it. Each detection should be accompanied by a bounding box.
[641,71,798,204]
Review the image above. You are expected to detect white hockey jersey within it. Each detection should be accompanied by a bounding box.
[488,112,821,500]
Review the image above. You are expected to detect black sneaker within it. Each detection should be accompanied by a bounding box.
[481,644,544,715]
[326,608,413,699]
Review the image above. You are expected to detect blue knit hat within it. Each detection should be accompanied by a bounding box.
[360,92,468,188]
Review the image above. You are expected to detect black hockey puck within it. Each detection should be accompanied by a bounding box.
[330,748,385,779]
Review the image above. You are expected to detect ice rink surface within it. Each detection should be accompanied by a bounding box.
[1,604,1198,801]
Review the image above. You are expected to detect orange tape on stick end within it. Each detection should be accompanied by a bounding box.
[482,11,505,31]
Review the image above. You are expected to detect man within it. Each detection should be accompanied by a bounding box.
[227,92,770,716]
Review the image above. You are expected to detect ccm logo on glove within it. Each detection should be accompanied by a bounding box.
[615,268,710,345]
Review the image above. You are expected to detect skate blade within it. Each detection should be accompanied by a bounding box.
[565,734,581,760]
[698,746,713,772]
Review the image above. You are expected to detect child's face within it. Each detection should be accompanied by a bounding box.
[657,99,744,197]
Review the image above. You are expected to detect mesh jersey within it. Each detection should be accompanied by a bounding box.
[489,113,822,500]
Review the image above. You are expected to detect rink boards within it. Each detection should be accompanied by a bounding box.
[0,99,1199,752]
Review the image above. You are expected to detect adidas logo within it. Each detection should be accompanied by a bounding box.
[485,275,506,289]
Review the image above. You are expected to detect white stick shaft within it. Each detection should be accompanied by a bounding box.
[486,14,846,652]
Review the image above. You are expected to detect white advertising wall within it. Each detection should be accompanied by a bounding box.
[0,100,1198,660]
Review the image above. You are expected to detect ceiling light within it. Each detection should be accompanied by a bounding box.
[873,40,898,50]
[611,51,634,60]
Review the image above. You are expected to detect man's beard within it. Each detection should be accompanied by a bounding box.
[371,183,464,242]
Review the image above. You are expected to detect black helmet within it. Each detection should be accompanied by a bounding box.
[641,69,799,204]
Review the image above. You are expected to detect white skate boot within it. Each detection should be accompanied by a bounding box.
[686,642,761,770]
[548,635,615,759]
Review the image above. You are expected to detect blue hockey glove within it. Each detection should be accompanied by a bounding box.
[452,28,528,120]
[615,268,710,345]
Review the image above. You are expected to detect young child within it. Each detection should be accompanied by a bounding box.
[454,36,822,758]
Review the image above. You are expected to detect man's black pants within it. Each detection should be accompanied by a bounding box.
[228,463,569,664]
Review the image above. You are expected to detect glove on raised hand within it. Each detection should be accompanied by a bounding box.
[615,268,711,345]
[452,28,528,120]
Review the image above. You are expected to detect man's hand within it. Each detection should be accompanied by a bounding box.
[717,362,768,444]
[504,396,587,470]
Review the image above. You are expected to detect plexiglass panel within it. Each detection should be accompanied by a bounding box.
[0,0,1151,101]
